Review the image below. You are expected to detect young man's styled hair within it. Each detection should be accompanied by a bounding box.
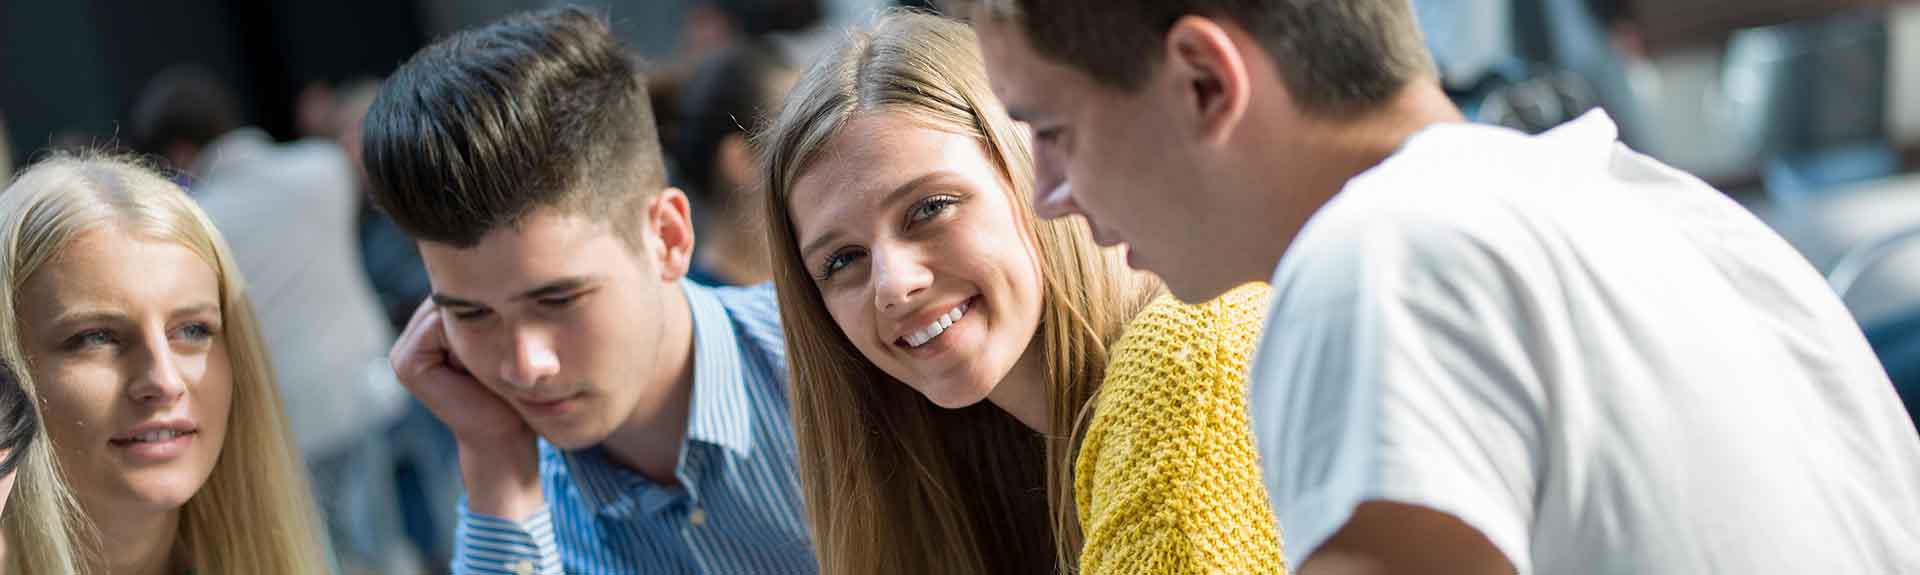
[962,0,1435,117]
[362,6,668,248]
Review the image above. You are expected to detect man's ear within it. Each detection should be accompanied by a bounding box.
[646,188,696,282]
[1161,16,1253,148]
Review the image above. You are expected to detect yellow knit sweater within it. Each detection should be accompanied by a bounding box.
[1076,283,1288,575]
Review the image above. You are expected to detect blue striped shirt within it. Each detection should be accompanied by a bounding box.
[452,281,816,575]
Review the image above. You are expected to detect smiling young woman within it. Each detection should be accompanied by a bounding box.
[761,11,1285,575]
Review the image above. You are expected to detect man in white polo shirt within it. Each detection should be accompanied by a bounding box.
[964,0,1920,572]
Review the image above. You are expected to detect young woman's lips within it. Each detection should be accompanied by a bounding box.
[895,296,980,358]
[109,426,199,463]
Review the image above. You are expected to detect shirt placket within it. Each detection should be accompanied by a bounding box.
[678,445,720,575]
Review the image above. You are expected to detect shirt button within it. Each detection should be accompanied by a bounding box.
[513,559,535,575]
[689,506,709,527]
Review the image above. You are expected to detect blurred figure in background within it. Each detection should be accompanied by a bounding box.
[130,65,421,574]
[651,0,824,175]
[336,79,437,331]
[675,41,796,286]
[127,66,242,187]
[296,80,343,141]
[1411,0,1648,143]
[339,76,464,571]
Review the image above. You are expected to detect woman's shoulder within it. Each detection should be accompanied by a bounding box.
[1108,282,1272,372]
[1077,282,1290,574]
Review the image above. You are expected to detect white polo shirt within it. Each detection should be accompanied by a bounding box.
[1250,111,1920,574]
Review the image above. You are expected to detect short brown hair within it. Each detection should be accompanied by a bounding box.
[965,0,1435,117]
[362,7,666,248]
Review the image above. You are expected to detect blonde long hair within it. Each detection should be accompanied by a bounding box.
[760,11,1157,575]
[0,153,332,575]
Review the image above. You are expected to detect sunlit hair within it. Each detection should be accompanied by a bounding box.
[0,153,331,574]
[759,11,1157,574]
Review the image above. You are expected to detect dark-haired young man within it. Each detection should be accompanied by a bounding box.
[363,8,814,575]
[961,1,1920,573]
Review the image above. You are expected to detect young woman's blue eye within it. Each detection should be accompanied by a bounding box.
[909,195,961,225]
[67,329,117,351]
[174,322,218,342]
[815,249,865,282]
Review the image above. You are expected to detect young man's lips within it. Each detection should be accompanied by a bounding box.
[517,393,584,416]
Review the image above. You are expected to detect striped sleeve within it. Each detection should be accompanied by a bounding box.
[451,500,565,575]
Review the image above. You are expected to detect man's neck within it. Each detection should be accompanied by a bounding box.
[600,282,698,486]
[1233,80,1466,278]
[93,504,181,575]
[1299,81,1466,199]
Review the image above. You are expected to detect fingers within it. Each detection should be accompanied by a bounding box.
[391,299,448,379]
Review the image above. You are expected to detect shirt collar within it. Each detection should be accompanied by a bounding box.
[560,445,676,517]
[1537,109,1620,161]
[680,279,757,458]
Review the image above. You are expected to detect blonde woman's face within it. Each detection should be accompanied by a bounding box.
[790,113,1046,409]
[17,226,231,516]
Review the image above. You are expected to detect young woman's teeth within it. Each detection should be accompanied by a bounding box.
[905,302,969,348]
[127,430,186,443]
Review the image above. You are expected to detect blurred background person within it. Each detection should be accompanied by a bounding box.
[130,65,419,574]
[649,0,829,186]
[337,75,465,569]
[126,66,245,188]
[333,79,436,330]
[675,40,796,286]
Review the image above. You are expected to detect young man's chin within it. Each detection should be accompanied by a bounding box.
[1164,273,1241,305]
[531,418,613,451]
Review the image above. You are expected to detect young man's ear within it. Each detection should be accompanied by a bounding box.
[1161,15,1253,148]
[647,188,696,282]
